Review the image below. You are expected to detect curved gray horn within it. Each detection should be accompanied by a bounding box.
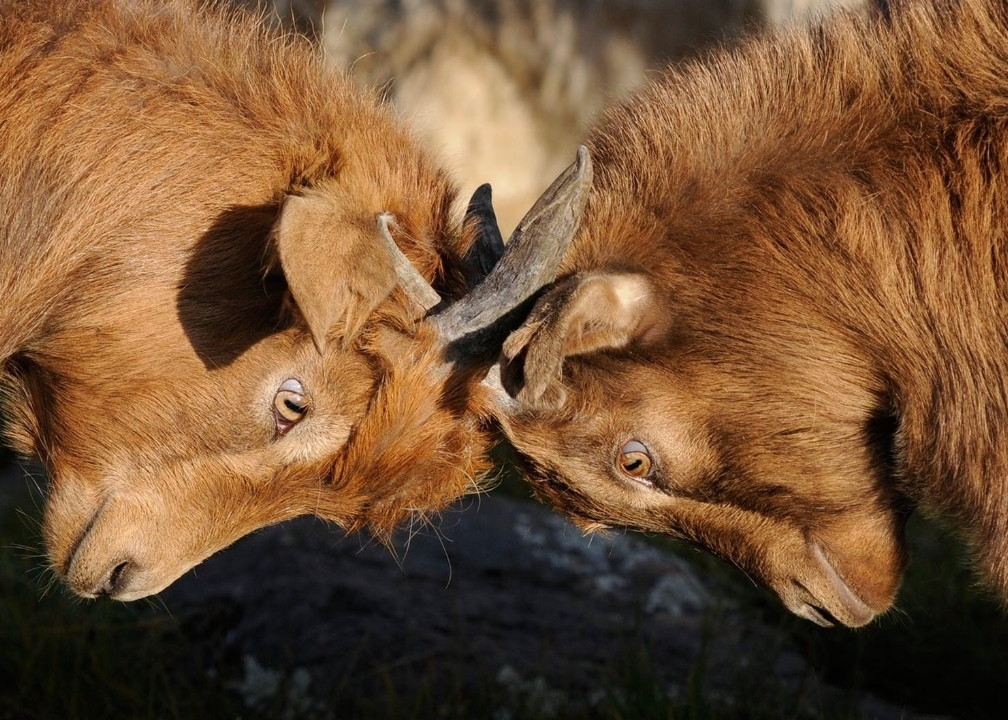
[377,212,442,312]
[433,144,592,348]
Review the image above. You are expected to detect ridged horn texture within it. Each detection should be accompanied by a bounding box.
[434,145,593,359]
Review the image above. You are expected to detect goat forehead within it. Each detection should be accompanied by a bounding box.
[568,361,702,427]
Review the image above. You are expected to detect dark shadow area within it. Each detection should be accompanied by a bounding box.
[3,457,1000,719]
[176,202,288,368]
[780,513,1008,720]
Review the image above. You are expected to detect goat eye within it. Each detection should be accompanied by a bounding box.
[618,439,653,480]
[273,378,309,436]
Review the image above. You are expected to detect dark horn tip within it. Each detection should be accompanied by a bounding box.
[464,182,506,285]
[465,183,497,224]
[470,183,492,204]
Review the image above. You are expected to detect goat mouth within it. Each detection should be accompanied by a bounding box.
[61,497,110,577]
[795,603,840,628]
[808,540,876,627]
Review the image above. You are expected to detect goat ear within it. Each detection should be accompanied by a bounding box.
[273,192,398,352]
[502,273,653,409]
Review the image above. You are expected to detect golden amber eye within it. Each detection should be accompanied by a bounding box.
[618,439,653,479]
[273,378,308,435]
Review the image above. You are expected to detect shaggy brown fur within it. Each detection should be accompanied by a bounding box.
[495,0,1008,627]
[0,0,492,600]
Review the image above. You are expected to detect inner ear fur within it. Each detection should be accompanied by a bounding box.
[502,272,654,409]
[273,191,400,352]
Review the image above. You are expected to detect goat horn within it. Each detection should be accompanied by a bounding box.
[376,212,443,312]
[432,144,593,356]
[461,183,506,287]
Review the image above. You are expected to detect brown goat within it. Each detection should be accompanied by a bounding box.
[487,0,1008,627]
[0,0,581,601]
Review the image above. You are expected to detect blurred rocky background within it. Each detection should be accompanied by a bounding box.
[7,452,999,719]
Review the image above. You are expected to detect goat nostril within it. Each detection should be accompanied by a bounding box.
[94,560,131,597]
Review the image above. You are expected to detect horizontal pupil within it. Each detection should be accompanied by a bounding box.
[284,398,305,414]
[624,458,642,471]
